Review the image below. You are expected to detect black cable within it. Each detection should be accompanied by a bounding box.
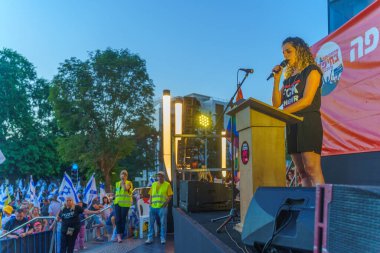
[261,203,293,253]
[225,224,249,253]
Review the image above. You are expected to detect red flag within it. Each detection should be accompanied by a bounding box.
[236,88,243,102]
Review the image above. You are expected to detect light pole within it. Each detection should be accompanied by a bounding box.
[162,90,172,181]
[221,131,227,178]
[199,114,211,169]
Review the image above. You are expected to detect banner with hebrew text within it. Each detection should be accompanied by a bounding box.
[311,1,380,156]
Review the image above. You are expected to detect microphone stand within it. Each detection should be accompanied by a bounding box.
[211,70,250,233]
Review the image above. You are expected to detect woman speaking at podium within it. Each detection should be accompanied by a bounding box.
[271,36,325,187]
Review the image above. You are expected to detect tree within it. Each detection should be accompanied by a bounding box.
[50,48,155,190]
[0,48,61,179]
[119,124,158,184]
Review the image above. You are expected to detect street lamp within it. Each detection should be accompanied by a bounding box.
[162,90,172,181]
[221,131,227,177]
[199,114,210,128]
[199,114,211,169]
[175,97,183,168]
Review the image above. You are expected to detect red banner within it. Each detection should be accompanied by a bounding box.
[311,1,380,156]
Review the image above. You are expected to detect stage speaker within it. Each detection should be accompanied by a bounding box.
[179,181,232,212]
[242,187,316,252]
[314,184,380,253]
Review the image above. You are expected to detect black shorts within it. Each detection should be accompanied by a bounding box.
[286,112,323,155]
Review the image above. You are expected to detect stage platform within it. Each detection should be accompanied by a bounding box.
[173,208,256,253]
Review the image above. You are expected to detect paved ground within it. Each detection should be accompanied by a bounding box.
[79,234,174,253]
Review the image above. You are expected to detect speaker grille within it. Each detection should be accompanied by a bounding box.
[327,185,380,253]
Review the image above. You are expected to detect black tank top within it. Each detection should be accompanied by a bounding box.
[282,64,322,115]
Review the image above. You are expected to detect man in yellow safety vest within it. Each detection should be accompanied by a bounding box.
[145,171,173,245]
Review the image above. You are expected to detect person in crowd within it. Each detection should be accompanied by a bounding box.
[105,207,117,241]
[2,208,31,239]
[49,194,62,253]
[114,169,133,243]
[41,198,50,217]
[128,205,139,237]
[286,168,296,186]
[1,205,15,228]
[145,171,173,245]
[29,206,40,219]
[271,36,325,187]
[101,196,111,220]
[74,200,87,252]
[32,221,44,234]
[49,194,61,217]
[88,196,105,241]
[59,196,99,253]
[27,206,49,234]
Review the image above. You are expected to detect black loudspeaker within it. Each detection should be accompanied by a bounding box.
[315,184,380,253]
[179,181,232,212]
[242,187,316,252]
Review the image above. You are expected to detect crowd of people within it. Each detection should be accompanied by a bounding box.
[0,169,173,253]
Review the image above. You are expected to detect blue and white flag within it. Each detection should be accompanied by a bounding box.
[83,173,97,206]
[25,176,36,203]
[48,182,57,192]
[147,176,156,187]
[34,184,45,208]
[17,179,23,190]
[99,182,106,201]
[0,186,11,209]
[76,179,82,195]
[58,172,79,204]
[0,149,6,164]
[16,190,20,202]
[48,188,58,200]
[8,185,14,196]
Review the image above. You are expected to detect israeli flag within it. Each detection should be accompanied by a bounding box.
[83,173,97,206]
[25,176,36,203]
[76,179,82,195]
[8,185,14,196]
[0,187,11,209]
[0,149,6,164]
[17,179,23,190]
[58,172,79,204]
[34,184,45,207]
[48,188,58,200]
[48,182,57,192]
[99,182,106,201]
[147,176,156,187]
[16,190,20,202]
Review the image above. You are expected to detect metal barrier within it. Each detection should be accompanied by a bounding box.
[0,216,56,239]
[286,160,300,187]
[0,230,53,253]
[0,216,57,253]
[80,205,111,223]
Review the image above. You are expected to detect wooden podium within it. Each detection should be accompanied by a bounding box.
[227,97,303,232]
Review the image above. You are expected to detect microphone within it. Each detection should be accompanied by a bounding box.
[239,68,254,74]
[266,59,289,81]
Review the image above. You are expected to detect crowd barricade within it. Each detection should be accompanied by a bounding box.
[0,230,53,253]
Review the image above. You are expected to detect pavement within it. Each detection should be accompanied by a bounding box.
[78,234,174,253]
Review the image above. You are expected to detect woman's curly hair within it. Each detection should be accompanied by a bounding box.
[282,37,317,79]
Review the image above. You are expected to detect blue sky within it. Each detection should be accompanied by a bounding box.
[0,1,327,104]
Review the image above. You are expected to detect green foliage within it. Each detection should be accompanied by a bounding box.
[0,48,61,180]
[50,48,155,189]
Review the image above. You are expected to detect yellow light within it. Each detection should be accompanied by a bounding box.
[163,90,172,181]
[221,131,226,177]
[175,99,183,167]
[199,114,210,128]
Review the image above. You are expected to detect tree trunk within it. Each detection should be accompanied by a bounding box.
[104,169,112,192]
[99,155,118,192]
